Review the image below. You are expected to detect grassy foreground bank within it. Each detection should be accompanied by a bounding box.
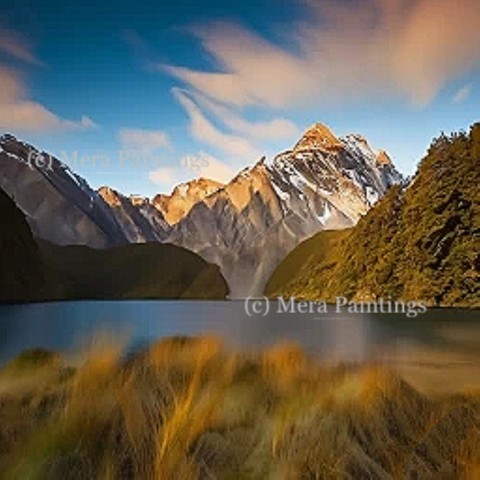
[0,337,478,479]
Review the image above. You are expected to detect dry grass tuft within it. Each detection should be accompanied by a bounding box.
[0,336,477,479]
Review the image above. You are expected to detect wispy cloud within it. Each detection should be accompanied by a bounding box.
[149,152,234,190]
[172,87,263,161]
[0,27,44,66]
[0,28,96,134]
[148,167,177,187]
[163,0,480,108]
[189,91,299,141]
[164,24,314,108]
[150,89,275,191]
[452,83,473,104]
[118,128,170,152]
[181,152,235,183]
[0,66,97,133]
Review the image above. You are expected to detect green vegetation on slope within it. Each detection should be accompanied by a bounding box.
[0,338,478,478]
[41,241,229,300]
[0,185,228,302]
[0,188,53,302]
[265,229,350,296]
[266,124,480,307]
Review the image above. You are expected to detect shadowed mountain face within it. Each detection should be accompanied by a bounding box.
[0,187,50,302]
[0,135,170,248]
[266,124,480,307]
[0,124,401,297]
[97,187,169,243]
[0,183,228,302]
[0,135,130,248]
[40,241,229,300]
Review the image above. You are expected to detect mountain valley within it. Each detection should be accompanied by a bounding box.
[0,124,402,297]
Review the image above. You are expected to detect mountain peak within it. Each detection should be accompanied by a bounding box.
[153,177,223,225]
[129,194,149,206]
[376,150,393,167]
[174,178,223,197]
[0,133,17,144]
[98,186,122,206]
[294,123,343,152]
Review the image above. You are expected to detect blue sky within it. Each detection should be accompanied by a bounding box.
[0,0,479,196]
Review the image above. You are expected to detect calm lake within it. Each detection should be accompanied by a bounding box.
[0,301,478,364]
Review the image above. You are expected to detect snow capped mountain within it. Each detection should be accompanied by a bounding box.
[0,123,402,297]
[165,124,402,296]
[293,123,344,152]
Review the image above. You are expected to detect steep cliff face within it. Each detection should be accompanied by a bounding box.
[0,135,171,247]
[165,124,401,296]
[98,187,169,243]
[0,135,128,248]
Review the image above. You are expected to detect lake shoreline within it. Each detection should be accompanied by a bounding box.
[1,297,479,312]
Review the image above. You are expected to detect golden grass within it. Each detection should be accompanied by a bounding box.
[0,337,478,479]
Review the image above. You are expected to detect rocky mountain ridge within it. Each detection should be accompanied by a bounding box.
[165,124,402,295]
[0,123,402,296]
[152,178,224,225]
[0,135,128,248]
[266,124,479,307]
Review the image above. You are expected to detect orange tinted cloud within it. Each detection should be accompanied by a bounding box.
[164,23,315,108]
[0,26,96,134]
[0,66,96,133]
[165,0,480,108]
